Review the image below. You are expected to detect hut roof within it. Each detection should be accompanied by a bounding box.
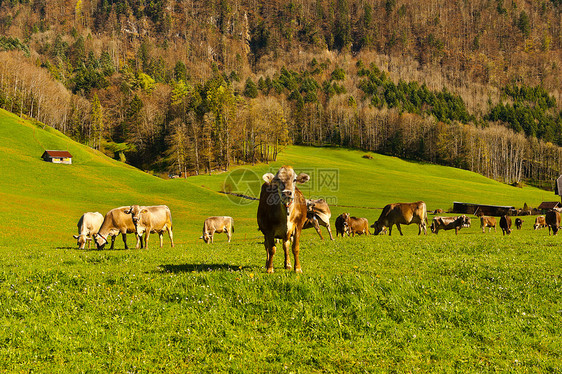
[537,201,562,210]
[42,150,73,158]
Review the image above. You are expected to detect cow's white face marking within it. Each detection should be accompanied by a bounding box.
[93,233,107,249]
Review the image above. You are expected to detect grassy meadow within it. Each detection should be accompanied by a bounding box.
[0,109,561,372]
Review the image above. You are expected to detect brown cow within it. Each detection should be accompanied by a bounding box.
[515,218,523,230]
[430,215,470,235]
[257,166,310,273]
[303,199,334,240]
[73,212,104,249]
[347,216,370,236]
[480,216,496,233]
[371,201,427,236]
[201,216,234,244]
[127,205,174,249]
[94,206,141,250]
[534,216,547,230]
[546,210,561,235]
[499,215,512,235]
[335,213,350,237]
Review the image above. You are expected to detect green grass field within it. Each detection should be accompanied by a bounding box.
[1,109,561,372]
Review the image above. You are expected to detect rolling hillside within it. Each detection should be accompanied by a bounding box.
[2,110,562,372]
[0,109,554,247]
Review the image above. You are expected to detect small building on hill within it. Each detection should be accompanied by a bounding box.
[42,150,73,164]
[452,202,516,216]
[537,201,562,213]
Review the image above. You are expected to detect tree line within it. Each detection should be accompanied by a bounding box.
[0,0,560,186]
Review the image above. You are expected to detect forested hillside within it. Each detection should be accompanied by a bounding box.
[0,0,560,186]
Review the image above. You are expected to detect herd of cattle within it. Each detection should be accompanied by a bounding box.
[73,165,562,273]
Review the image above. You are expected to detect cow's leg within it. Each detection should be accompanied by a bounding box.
[110,235,116,250]
[282,238,292,270]
[159,232,164,248]
[326,224,335,240]
[312,219,323,240]
[121,233,128,249]
[143,231,151,249]
[291,229,302,273]
[168,228,175,247]
[388,225,392,236]
[135,234,141,249]
[265,236,276,273]
[420,221,427,235]
[227,229,232,243]
[396,224,404,236]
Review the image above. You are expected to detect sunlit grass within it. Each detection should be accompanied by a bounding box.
[1,110,561,371]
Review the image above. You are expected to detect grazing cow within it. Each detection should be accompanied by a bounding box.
[534,216,547,230]
[94,206,141,250]
[303,199,334,240]
[515,218,523,230]
[546,210,561,235]
[257,166,310,273]
[480,216,497,233]
[372,201,427,236]
[201,216,234,244]
[335,213,350,237]
[430,215,470,235]
[499,215,512,235]
[73,212,104,249]
[347,216,370,236]
[127,205,174,249]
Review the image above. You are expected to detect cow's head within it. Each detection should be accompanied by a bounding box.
[263,166,310,211]
[371,221,386,235]
[93,233,107,250]
[125,205,142,225]
[73,234,90,249]
[199,232,211,244]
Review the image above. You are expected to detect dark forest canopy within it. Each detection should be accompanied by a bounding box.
[0,0,561,186]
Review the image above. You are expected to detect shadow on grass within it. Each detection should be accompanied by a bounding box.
[157,263,254,273]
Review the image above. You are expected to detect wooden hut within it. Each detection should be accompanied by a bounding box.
[452,202,516,216]
[41,150,73,164]
[537,201,562,214]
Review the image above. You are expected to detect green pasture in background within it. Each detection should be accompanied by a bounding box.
[0,109,560,372]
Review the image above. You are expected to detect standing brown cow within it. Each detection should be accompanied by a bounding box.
[335,213,350,237]
[94,206,142,250]
[480,216,497,233]
[534,216,547,230]
[546,210,561,235]
[371,201,427,236]
[347,217,370,236]
[303,199,334,240]
[430,215,470,235]
[201,216,234,244]
[499,215,512,235]
[127,205,175,249]
[257,166,310,273]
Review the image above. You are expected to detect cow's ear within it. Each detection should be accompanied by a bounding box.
[124,207,132,214]
[296,173,310,184]
[73,235,79,239]
[262,173,274,183]
[141,209,148,214]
